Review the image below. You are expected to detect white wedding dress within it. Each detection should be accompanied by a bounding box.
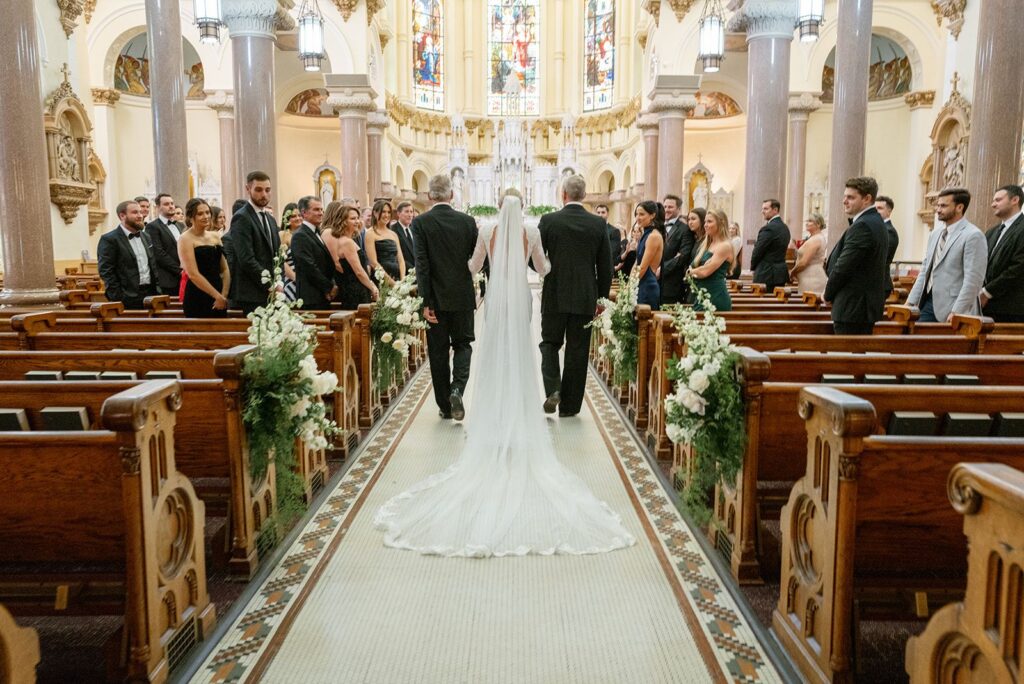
[373,197,636,557]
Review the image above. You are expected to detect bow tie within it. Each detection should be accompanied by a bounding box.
[128,231,142,239]
[848,218,854,226]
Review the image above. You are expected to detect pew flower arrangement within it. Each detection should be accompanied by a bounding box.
[242,257,341,518]
[589,274,639,386]
[371,267,426,392]
[663,281,745,520]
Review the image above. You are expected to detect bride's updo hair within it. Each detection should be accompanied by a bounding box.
[499,188,523,206]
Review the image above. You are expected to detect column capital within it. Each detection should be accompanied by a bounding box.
[904,90,936,110]
[366,110,389,134]
[730,0,798,41]
[788,91,822,119]
[647,74,701,117]
[637,112,660,132]
[325,73,377,118]
[205,90,236,117]
[91,88,121,107]
[222,0,293,39]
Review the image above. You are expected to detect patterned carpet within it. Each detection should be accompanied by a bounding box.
[181,367,785,684]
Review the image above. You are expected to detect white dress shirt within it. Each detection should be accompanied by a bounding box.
[121,225,152,285]
[994,211,1022,251]
[160,216,181,241]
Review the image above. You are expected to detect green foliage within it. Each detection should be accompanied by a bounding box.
[467,204,499,217]
[526,204,557,216]
[589,274,640,386]
[370,269,427,393]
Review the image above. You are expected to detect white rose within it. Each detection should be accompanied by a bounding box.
[666,423,685,444]
[392,339,404,351]
[598,343,607,357]
[396,312,411,326]
[289,396,311,418]
[381,332,393,343]
[688,370,710,394]
[680,388,707,416]
[681,356,695,372]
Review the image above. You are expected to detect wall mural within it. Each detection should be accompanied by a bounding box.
[114,33,205,99]
[583,0,615,112]
[413,0,445,111]
[488,0,540,117]
[822,34,912,103]
[687,91,742,119]
[285,88,332,117]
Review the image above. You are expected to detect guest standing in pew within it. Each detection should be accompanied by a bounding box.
[596,204,624,269]
[145,193,184,297]
[789,213,828,294]
[279,203,301,302]
[875,195,900,296]
[210,206,225,235]
[727,222,743,280]
[750,199,791,291]
[391,201,417,270]
[615,221,640,275]
[230,171,281,315]
[135,195,151,221]
[632,201,664,310]
[823,177,888,335]
[290,196,337,310]
[980,184,1024,322]
[659,194,697,307]
[97,200,159,310]
[906,188,987,323]
[179,198,230,318]
[323,202,379,309]
[687,209,733,312]
[365,200,405,284]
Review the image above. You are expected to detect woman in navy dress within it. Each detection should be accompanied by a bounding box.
[632,201,665,310]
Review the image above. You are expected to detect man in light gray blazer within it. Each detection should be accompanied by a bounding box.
[907,188,987,322]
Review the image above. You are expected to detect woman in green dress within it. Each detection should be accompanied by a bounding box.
[686,208,734,312]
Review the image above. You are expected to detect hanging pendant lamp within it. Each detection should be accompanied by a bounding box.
[698,0,726,73]
[797,0,825,42]
[194,0,222,45]
[298,0,326,72]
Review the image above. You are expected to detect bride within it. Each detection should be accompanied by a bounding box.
[373,190,636,557]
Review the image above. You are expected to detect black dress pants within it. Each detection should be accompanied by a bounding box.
[539,311,592,415]
[426,309,475,413]
[833,321,875,335]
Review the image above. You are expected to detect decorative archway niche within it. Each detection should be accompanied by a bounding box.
[87,149,108,235]
[312,163,341,205]
[683,159,713,213]
[922,75,971,227]
[44,65,95,224]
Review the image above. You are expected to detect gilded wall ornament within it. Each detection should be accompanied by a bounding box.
[667,0,697,21]
[904,90,936,110]
[56,0,84,37]
[643,0,660,26]
[44,65,94,224]
[366,0,385,25]
[931,0,967,40]
[332,0,358,21]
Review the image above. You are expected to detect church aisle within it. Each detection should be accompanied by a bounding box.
[186,366,782,684]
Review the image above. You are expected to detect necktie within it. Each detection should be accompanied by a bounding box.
[260,212,273,245]
[926,229,949,293]
[128,232,141,240]
[992,222,1010,254]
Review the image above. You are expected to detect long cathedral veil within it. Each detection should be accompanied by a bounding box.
[374,195,635,557]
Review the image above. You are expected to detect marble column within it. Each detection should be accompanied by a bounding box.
[206,91,239,207]
[737,2,795,265]
[91,88,121,215]
[786,92,822,237]
[638,112,659,202]
[326,74,377,207]
[964,0,1024,227]
[144,0,189,202]
[825,0,874,251]
[223,0,286,187]
[648,75,700,201]
[0,0,61,306]
[366,110,389,201]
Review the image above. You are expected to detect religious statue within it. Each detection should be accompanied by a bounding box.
[57,120,81,182]
[320,177,334,205]
[692,184,709,211]
[452,169,465,210]
[186,63,205,99]
[943,143,965,188]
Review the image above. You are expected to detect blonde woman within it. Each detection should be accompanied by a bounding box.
[686,209,733,311]
[364,199,405,284]
[789,213,828,293]
[321,202,379,309]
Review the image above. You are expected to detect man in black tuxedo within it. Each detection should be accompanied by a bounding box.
[875,195,900,296]
[980,184,1024,322]
[596,204,623,268]
[230,171,281,315]
[392,201,417,270]
[414,174,479,420]
[824,177,888,335]
[750,199,790,291]
[290,196,336,310]
[538,175,612,417]
[145,193,184,295]
[97,200,159,310]
[659,194,696,306]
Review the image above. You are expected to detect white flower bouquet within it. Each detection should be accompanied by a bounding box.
[371,267,427,392]
[589,274,640,386]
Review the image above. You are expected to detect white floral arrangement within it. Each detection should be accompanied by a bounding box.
[589,274,639,386]
[242,257,341,517]
[663,281,745,519]
[371,268,427,391]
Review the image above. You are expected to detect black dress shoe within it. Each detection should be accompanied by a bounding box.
[543,391,560,414]
[558,411,578,418]
[449,391,465,421]
[438,410,452,419]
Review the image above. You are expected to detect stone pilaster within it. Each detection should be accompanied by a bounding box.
[91,88,121,217]
[647,75,700,201]
[205,91,239,206]
[366,110,389,202]
[786,92,822,235]
[637,113,660,202]
[326,74,377,207]
[145,0,189,204]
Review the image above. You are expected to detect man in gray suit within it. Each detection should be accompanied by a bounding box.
[906,188,987,322]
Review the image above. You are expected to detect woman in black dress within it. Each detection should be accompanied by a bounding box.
[178,198,230,318]
[364,199,405,284]
[321,202,379,309]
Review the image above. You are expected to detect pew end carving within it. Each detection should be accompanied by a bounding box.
[0,604,39,684]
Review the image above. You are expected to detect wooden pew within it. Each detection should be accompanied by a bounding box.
[714,348,1024,583]
[0,604,39,684]
[773,386,1024,683]
[905,462,1024,683]
[0,380,216,683]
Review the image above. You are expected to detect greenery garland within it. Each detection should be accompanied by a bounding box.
[526,204,557,216]
[589,274,639,386]
[370,268,427,392]
[663,279,746,522]
[467,204,499,217]
[241,255,342,522]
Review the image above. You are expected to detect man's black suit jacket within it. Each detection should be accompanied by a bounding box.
[824,207,888,325]
[291,224,335,309]
[750,217,790,290]
[883,220,900,294]
[606,223,624,269]
[539,204,612,316]
[660,217,697,304]
[230,203,281,306]
[144,218,183,290]
[413,204,478,312]
[391,221,416,269]
[982,214,1024,318]
[97,227,158,305]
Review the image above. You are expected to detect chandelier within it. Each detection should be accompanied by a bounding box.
[298,0,326,72]
[797,0,825,42]
[698,0,726,73]
[194,0,222,45]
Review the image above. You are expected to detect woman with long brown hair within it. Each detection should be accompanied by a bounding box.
[178,198,230,318]
[686,208,733,311]
[321,202,379,309]
[364,199,405,284]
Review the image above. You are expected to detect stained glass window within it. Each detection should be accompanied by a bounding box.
[487,0,540,116]
[413,0,444,111]
[583,0,614,111]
